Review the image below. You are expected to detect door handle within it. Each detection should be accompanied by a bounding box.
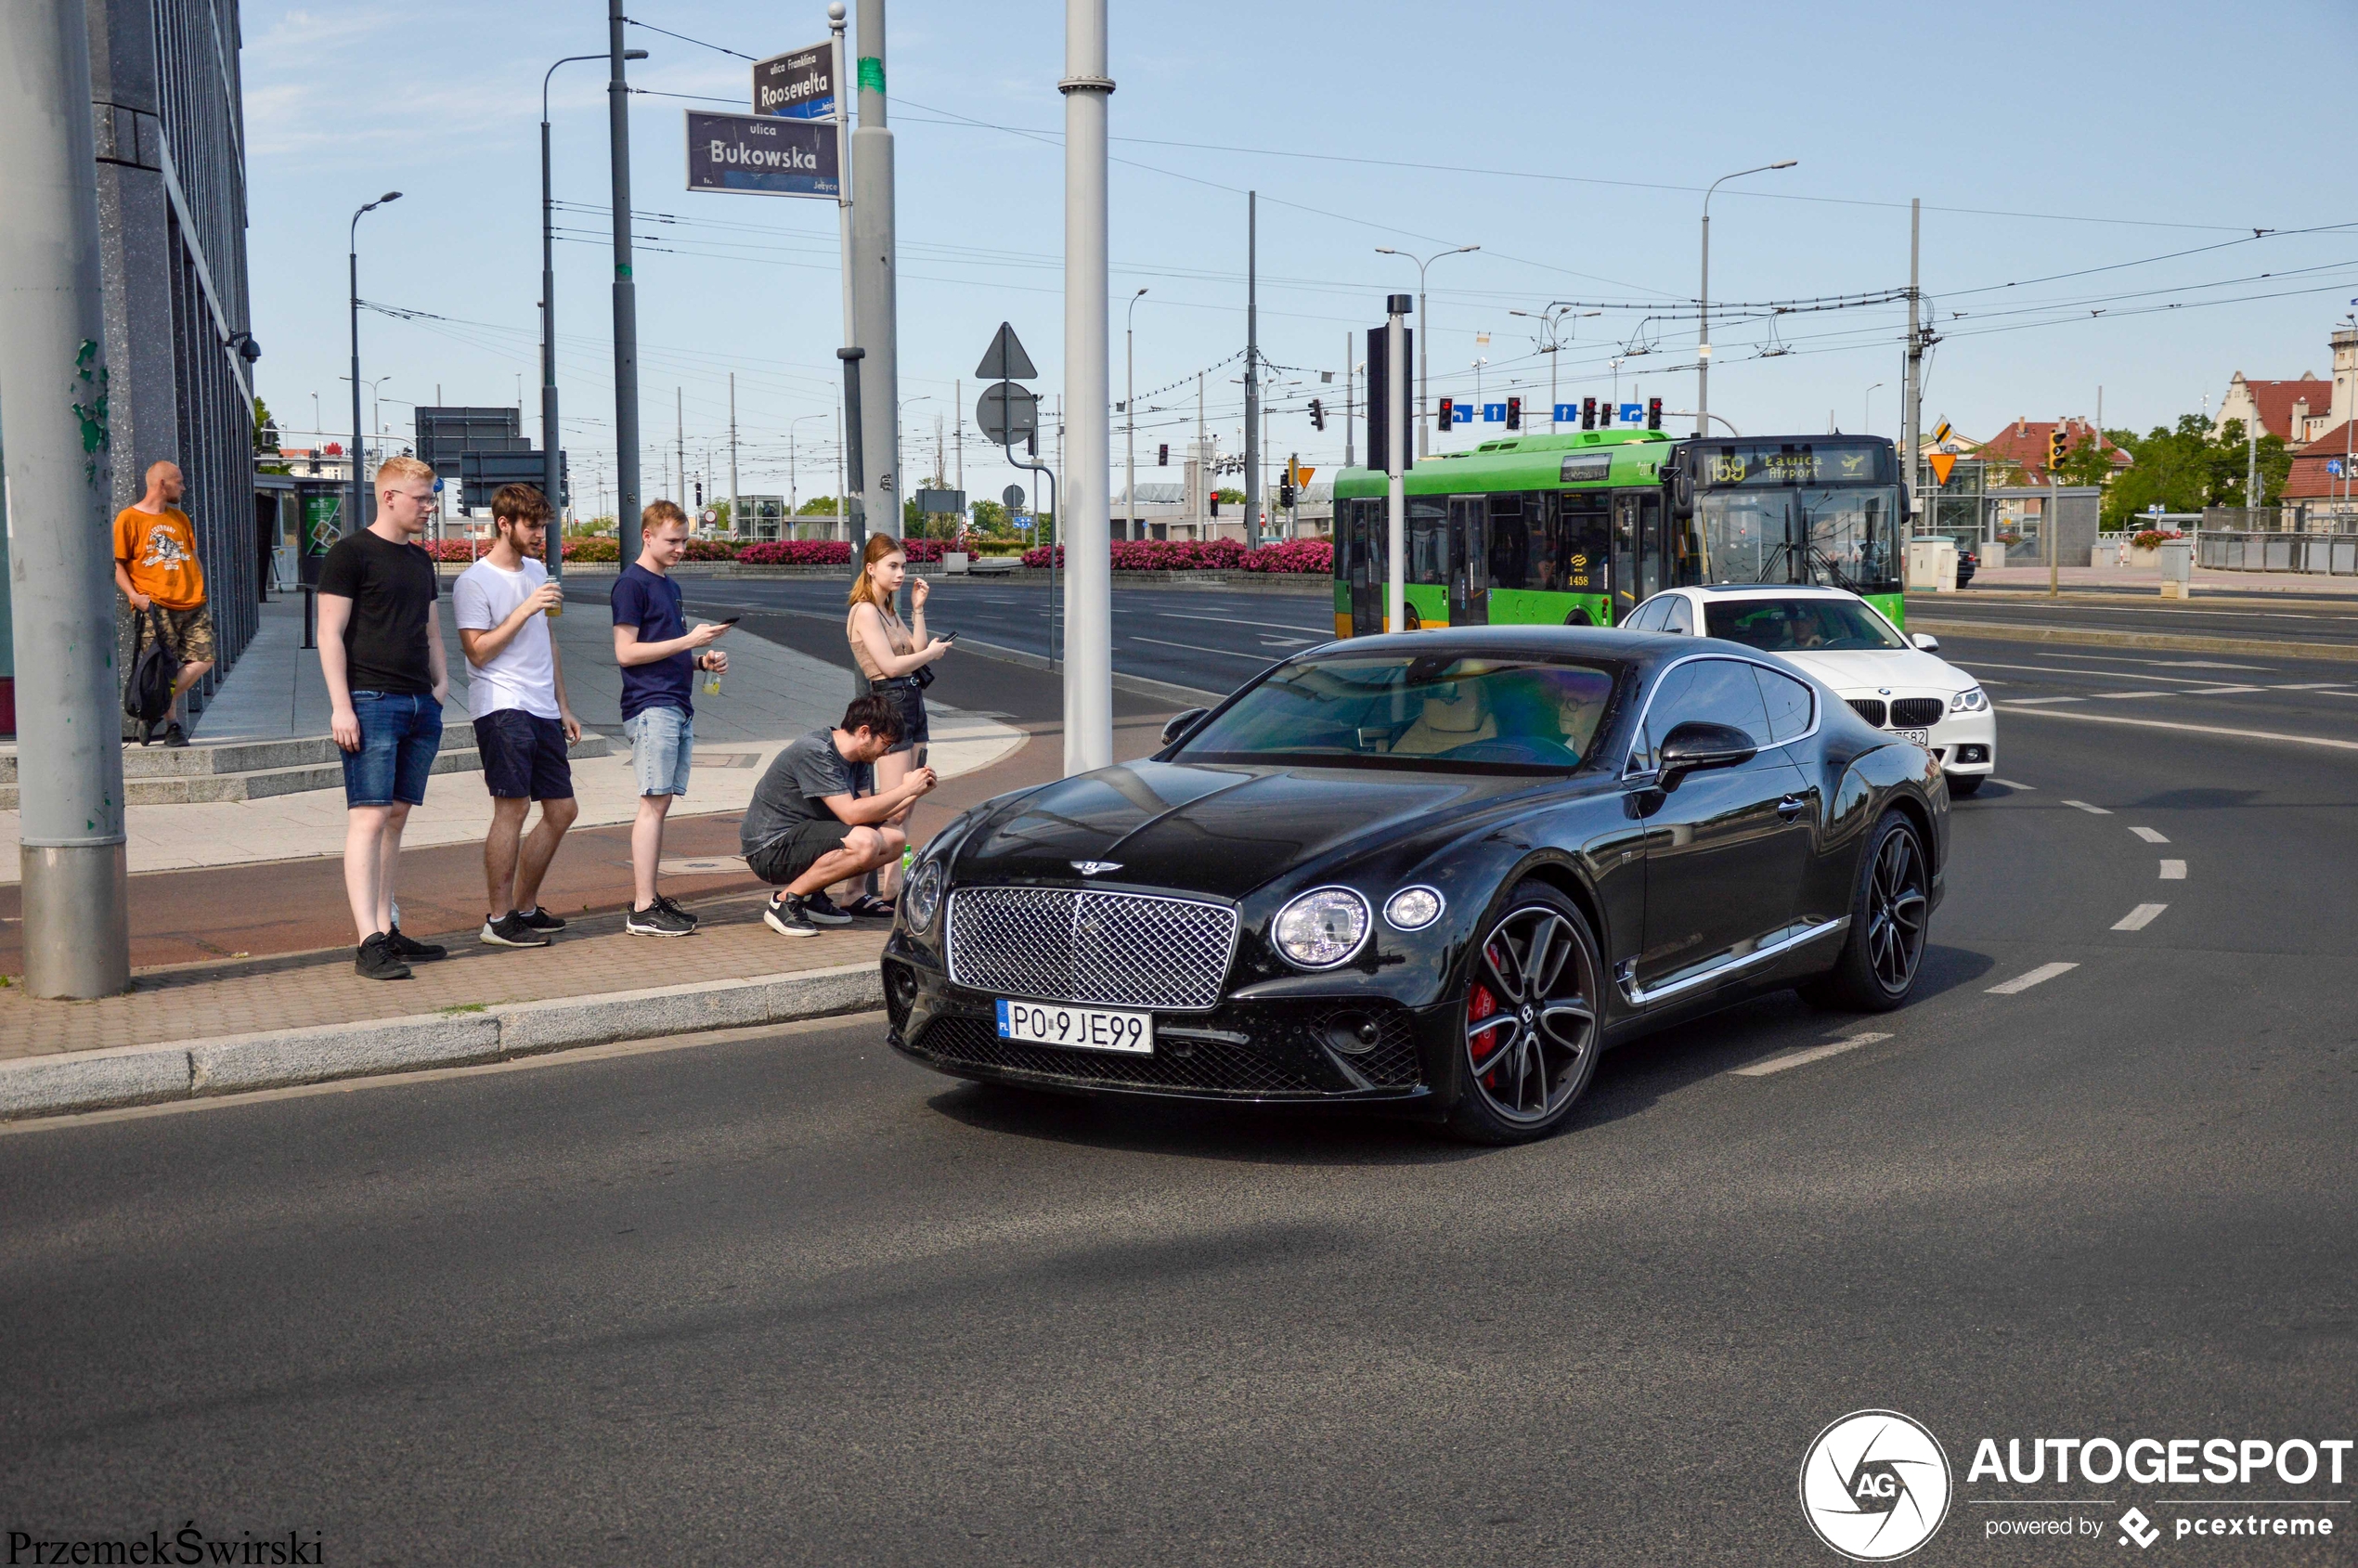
[1777,795,1807,820]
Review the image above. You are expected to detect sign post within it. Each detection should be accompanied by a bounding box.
[978,324,1059,667]
[1368,296,1414,632]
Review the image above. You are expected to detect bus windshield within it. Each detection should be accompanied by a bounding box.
[1696,485,1902,594]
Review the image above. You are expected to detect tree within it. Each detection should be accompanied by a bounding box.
[2054,434,2116,490]
[709,498,731,530]
[796,495,841,515]
[2097,414,2291,525]
[967,498,1010,534]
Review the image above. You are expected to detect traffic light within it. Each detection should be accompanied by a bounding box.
[1210,493,1220,516]
[1158,443,1169,466]
[2048,427,2069,470]
[1438,396,1455,432]
[1506,396,1522,431]
[1600,399,1615,426]
[1581,397,1597,431]
[694,480,704,506]
[1278,479,1295,508]
[1647,397,1664,431]
[1309,398,1327,431]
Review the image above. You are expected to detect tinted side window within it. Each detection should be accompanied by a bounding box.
[1753,665,1815,743]
[1661,596,1695,635]
[1624,596,1665,632]
[1647,657,1773,751]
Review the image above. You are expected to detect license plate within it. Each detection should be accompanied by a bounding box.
[1895,727,1930,747]
[995,998,1153,1054]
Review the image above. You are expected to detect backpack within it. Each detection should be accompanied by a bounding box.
[123,607,179,726]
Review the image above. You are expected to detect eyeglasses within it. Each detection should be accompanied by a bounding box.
[384,489,434,505]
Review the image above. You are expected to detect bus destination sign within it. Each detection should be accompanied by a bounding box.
[1696,440,1888,487]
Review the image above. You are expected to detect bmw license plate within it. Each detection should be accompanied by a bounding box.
[996,998,1153,1054]
[1895,727,1930,747]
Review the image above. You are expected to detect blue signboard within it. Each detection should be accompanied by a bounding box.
[1554,404,1577,424]
[2331,459,2346,478]
[1483,403,1506,423]
[754,44,835,121]
[1619,402,1642,424]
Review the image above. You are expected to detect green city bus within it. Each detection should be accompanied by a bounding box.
[1329,429,1909,638]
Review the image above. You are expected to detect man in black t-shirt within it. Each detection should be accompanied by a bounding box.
[741,693,937,937]
[317,455,451,980]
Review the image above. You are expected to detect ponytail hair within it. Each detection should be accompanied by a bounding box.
[847,532,905,611]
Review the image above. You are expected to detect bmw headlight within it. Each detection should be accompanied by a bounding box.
[1272,887,1371,969]
[1949,686,1989,712]
[904,856,947,929]
[1383,886,1445,931]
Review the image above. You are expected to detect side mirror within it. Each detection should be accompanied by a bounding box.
[1655,719,1756,791]
[1911,632,1941,653]
[1160,707,1210,747]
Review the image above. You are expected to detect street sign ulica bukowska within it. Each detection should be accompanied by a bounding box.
[685,111,838,198]
[753,43,834,119]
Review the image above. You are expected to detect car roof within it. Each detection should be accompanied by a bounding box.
[1304,625,1685,666]
[1682,583,1859,600]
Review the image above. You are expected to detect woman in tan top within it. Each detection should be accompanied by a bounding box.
[845,535,952,907]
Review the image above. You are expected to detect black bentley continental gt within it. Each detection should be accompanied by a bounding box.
[882,627,1948,1144]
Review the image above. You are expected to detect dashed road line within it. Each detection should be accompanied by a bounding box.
[1988,962,2079,995]
[2113,903,2170,931]
[2087,691,2168,700]
[1988,777,2035,790]
[2270,682,2351,691]
[1733,1033,1893,1077]
[2008,696,2084,706]
[2130,826,2170,843]
[2159,860,2186,880]
[1129,636,1283,662]
[2183,684,2267,694]
[1998,707,2358,752]
[1961,661,2248,686]
[2064,799,2113,815]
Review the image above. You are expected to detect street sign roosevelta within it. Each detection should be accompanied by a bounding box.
[753,43,833,120]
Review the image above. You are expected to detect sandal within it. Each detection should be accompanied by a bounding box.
[839,893,897,919]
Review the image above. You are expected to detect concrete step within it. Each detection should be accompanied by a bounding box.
[0,731,611,807]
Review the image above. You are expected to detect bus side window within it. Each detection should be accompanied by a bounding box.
[1557,492,1607,593]
[1487,494,1529,591]
[1408,499,1447,586]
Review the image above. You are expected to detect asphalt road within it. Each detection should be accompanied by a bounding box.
[1910,588,2358,650]
[2,632,2353,1565]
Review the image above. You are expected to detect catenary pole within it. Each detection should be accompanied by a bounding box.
[1244,191,1260,551]
[1343,331,1355,469]
[540,51,630,571]
[675,386,684,506]
[1386,295,1410,633]
[728,373,740,537]
[1124,289,1146,544]
[1902,197,1923,518]
[0,0,131,996]
[853,0,900,573]
[607,0,642,563]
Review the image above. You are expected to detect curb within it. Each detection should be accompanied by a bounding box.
[1909,618,2358,665]
[0,962,882,1121]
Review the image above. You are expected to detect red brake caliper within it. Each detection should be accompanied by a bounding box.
[1468,975,1505,1077]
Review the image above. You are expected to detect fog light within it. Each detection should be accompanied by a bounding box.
[1383,886,1445,930]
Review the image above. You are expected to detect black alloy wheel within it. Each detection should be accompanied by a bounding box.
[1801,810,1930,1013]
[1447,884,1603,1145]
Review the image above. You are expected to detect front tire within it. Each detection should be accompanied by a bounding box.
[1445,884,1603,1145]
[1799,810,1930,1013]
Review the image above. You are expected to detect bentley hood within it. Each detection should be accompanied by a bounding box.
[954,758,1533,901]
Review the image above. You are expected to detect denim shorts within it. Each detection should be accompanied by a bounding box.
[625,704,693,797]
[343,690,444,809]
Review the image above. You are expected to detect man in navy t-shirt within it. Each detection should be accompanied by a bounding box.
[610,499,732,937]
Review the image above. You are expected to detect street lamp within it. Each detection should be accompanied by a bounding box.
[350,190,402,527]
[1865,382,1885,435]
[1698,160,1795,438]
[1124,287,1147,541]
[545,49,644,576]
[789,411,829,524]
[1511,305,1600,431]
[1375,242,1479,456]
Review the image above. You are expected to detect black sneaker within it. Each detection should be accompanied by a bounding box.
[626,901,696,937]
[515,905,568,934]
[355,931,412,980]
[162,722,189,748]
[480,911,551,948]
[762,893,819,938]
[387,925,447,962]
[654,893,700,927]
[799,891,855,927]
[136,719,154,747]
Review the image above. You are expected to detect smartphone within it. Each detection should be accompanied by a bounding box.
[709,616,742,628]
[941,628,959,641]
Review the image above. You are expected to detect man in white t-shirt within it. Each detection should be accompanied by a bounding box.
[453,484,582,948]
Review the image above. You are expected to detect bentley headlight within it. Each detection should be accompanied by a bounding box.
[904,856,947,928]
[1949,686,1989,712]
[1383,886,1445,931]
[1273,888,1371,969]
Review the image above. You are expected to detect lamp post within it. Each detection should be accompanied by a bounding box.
[546,49,643,576]
[1124,286,1147,540]
[1510,305,1599,431]
[1375,243,1479,456]
[1698,160,1795,438]
[1865,382,1885,436]
[349,191,402,527]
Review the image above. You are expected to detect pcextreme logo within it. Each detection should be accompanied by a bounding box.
[1801,1409,1954,1562]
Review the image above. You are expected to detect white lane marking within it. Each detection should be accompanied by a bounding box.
[2129,826,2170,843]
[2159,860,2186,880]
[1987,962,2079,995]
[2063,799,2113,815]
[1129,636,1283,662]
[1733,1032,1893,1077]
[2271,682,2352,691]
[1961,660,2255,685]
[2183,684,2266,694]
[1256,636,1317,647]
[2007,696,2085,706]
[1988,777,2036,789]
[2087,691,2169,700]
[1998,706,2358,752]
[1160,611,1333,633]
[2002,652,2275,668]
[2113,902,2170,931]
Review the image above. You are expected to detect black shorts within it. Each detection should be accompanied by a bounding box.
[747,819,855,886]
[473,709,575,801]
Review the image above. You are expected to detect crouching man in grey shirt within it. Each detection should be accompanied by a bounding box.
[742,693,937,937]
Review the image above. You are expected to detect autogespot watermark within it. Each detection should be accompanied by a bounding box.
[5,1523,324,1565]
[1799,1413,2352,1558]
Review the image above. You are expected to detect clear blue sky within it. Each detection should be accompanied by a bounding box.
[245,0,2358,515]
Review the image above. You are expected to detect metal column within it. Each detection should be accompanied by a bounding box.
[852,0,899,552]
[0,0,131,995]
[608,0,642,564]
[1062,0,1113,773]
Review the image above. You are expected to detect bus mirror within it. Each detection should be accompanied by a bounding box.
[1668,469,1695,520]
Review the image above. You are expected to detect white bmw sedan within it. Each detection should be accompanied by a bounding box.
[1621,584,1996,795]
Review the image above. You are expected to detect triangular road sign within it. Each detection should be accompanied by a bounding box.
[976,322,1037,382]
[1927,450,1958,486]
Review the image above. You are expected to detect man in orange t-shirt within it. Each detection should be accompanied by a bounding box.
[113,460,215,746]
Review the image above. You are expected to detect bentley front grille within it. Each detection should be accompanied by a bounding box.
[946,887,1238,1010]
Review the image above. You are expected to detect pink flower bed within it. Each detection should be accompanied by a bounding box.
[1020,539,1331,574]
